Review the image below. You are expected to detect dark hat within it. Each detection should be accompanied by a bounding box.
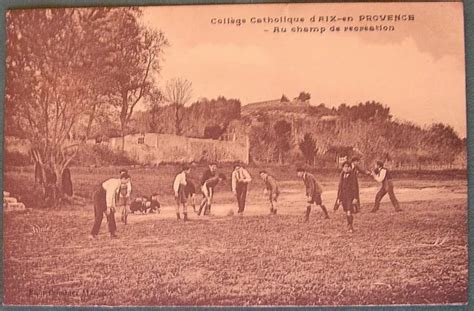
[376,160,384,167]
[120,172,131,179]
[342,161,352,167]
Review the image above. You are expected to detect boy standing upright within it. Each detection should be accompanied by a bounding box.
[335,161,359,233]
[370,161,402,212]
[119,168,132,198]
[296,167,330,222]
[173,166,191,221]
[231,164,252,216]
[90,173,131,239]
[350,157,368,213]
[259,170,280,215]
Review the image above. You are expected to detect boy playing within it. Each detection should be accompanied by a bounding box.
[231,164,252,216]
[296,167,330,222]
[259,170,280,215]
[90,172,131,239]
[173,166,191,221]
[116,182,130,224]
[370,161,402,212]
[197,173,227,216]
[335,161,359,233]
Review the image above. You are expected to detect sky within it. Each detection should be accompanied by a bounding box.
[141,2,466,136]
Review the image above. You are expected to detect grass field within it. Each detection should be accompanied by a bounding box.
[2,165,468,306]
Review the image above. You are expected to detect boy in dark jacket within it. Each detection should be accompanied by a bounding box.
[335,161,359,233]
[296,167,330,222]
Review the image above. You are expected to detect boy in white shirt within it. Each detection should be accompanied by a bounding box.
[90,173,131,239]
[173,166,191,221]
[231,164,252,215]
[370,161,402,212]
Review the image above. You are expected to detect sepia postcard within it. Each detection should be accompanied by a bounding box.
[1,1,469,307]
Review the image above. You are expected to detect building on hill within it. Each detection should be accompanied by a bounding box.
[242,97,311,115]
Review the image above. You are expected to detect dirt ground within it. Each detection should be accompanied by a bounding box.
[2,166,468,306]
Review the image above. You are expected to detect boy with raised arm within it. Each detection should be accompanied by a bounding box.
[370,161,402,213]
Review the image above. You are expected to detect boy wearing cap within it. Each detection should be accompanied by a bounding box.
[335,161,358,232]
[296,167,329,222]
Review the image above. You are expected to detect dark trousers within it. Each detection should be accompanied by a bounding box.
[91,188,116,236]
[236,182,248,213]
[341,197,354,213]
[374,180,400,210]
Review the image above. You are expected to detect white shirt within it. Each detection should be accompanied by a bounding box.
[231,168,252,192]
[373,168,387,183]
[102,178,123,208]
[173,172,187,195]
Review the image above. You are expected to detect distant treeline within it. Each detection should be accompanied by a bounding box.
[246,101,465,167]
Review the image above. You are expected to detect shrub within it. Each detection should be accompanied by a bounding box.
[72,144,138,166]
[4,150,32,166]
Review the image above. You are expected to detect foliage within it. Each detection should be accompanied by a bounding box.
[72,144,137,166]
[297,91,311,102]
[337,101,391,122]
[5,8,165,201]
[164,77,193,135]
[103,9,168,148]
[6,8,101,198]
[148,96,241,138]
[244,101,464,168]
[4,150,32,167]
[204,125,224,140]
[280,94,290,102]
[273,120,292,164]
[299,133,317,165]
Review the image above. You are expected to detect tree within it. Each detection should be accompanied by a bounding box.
[299,133,317,165]
[280,94,290,102]
[424,123,463,163]
[105,8,168,149]
[337,101,391,122]
[164,77,193,135]
[5,7,168,203]
[273,120,292,164]
[6,8,109,202]
[297,91,311,102]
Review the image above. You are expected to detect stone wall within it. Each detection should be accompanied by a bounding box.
[106,133,249,165]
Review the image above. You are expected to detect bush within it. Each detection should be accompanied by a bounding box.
[72,144,138,166]
[4,150,32,166]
